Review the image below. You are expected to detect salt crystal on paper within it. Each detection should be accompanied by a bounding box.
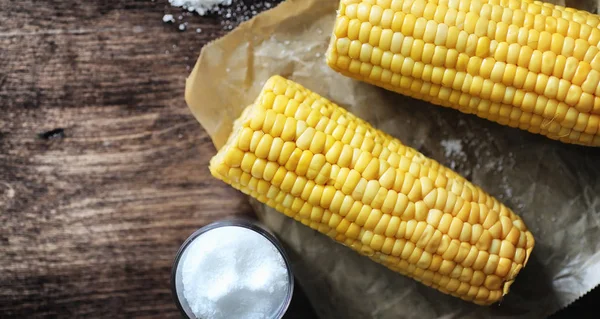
[181,226,289,319]
[440,139,464,158]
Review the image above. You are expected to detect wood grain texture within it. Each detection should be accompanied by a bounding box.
[0,0,315,318]
[0,0,596,318]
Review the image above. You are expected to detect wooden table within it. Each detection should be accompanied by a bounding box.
[0,0,595,317]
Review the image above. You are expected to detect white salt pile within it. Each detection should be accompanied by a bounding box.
[169,0,233,15]
[181,226,289,319]
[165,1,279,31]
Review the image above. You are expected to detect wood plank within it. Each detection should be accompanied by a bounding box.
[0,0,596,317]
[0,0,290,317]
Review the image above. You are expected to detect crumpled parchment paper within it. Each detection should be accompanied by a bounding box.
[185,0,600,317]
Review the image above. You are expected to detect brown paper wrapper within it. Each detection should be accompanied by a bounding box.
[186,0,600,317]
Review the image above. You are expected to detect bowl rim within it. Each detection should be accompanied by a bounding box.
[170,218,295,319]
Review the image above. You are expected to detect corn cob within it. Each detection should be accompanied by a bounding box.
[209,75,534,305]
[326,0,600,146]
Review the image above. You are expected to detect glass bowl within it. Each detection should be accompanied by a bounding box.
[171,218,294,319]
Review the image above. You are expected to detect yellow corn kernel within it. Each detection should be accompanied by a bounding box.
[327,0,600,146]
[210,76,534,305]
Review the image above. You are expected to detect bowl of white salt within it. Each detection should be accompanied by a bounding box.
[171,219,294,319]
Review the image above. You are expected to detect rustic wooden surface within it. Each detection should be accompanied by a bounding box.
[0,0,596,318]
[0,0,317,317]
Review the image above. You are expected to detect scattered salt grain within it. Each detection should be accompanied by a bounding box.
[162,14,175,23]
[178,23,187,31]
[196,28,202,33]
[440,139,464,158]
[169,0,233,15]
[167,1,280,31]
[181,226,289,319]
[449,160,457,169]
